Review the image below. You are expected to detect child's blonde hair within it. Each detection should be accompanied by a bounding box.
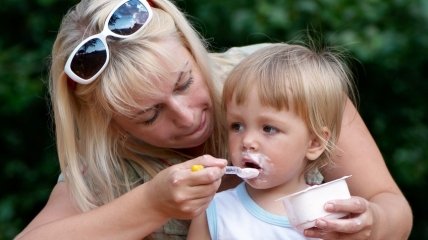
[49,0,227,211]
[222,43,355,177]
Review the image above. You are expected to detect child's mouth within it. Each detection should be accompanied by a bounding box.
[241,152,267,170]
[244,161,261,169]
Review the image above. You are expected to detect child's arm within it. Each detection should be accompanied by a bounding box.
[187,211,211,240]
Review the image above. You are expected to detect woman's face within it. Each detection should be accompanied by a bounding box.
[113,39,213,149]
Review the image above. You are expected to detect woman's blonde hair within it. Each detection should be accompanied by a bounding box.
[222,43,355,177]
[49,0,227,211]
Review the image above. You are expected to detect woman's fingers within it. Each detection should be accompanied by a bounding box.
[169,169,222,200]
[170,156,226,187]
[182,155,228,169]
[149,156,226,219]
[304,196,374,239]
[305,226,372,240]
[324,197,368,214]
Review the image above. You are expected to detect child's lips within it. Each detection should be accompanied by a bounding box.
[239,152,269,174]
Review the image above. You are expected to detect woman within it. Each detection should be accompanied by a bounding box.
[16,0,412,239]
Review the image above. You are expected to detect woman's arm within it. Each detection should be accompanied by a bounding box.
[15,181,170,240]
[16,156,227,240]
[305,100,412,239]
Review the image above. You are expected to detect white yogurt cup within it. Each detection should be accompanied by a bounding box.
[280,175,351,231]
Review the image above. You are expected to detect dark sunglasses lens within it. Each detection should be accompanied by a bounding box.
[70,38,107,80]
[109,0,150,35]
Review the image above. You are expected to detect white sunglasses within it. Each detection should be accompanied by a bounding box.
[64,0,153,84]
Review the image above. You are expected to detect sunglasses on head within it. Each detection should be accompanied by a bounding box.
[64,0,153,84]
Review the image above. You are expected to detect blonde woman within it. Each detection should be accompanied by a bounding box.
[16,0,411,239]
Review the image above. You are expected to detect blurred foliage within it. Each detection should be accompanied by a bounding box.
[1,0,426,239]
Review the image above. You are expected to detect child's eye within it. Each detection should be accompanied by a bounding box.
[230,122,244,132]
[263,125,279,134]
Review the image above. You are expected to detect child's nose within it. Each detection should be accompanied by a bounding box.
[242,132,259,151]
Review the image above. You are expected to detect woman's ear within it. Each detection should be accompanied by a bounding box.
[306,127,331,161]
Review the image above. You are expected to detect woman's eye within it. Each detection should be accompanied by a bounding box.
[175,77,193,92]
[263,125,278,134]
[137,106,161,126]
[230,122,243,132]
[141,110,159,125]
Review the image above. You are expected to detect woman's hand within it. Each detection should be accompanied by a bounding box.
[304,196,374,239]
[146,155,227,220]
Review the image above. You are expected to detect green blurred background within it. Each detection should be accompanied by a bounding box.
[1,0,427,239]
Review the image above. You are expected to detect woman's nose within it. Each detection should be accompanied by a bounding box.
[171,99,193,128]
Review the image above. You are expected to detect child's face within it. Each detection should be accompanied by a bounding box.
[226,88,313,192]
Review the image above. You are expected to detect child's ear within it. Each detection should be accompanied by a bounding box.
[306,127,331,161]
